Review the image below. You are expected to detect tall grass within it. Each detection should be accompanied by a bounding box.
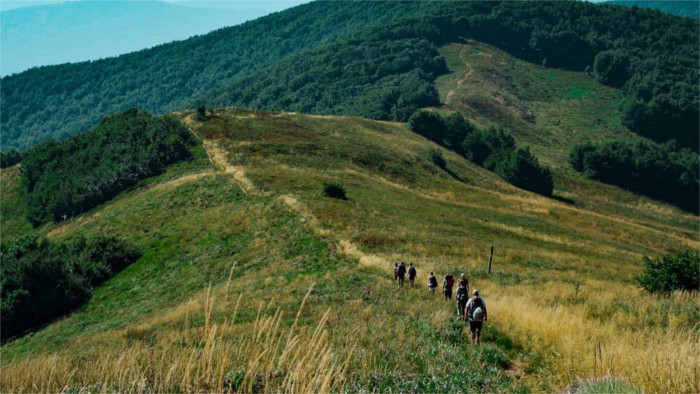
[489,281,699,392]
[0,284,351,393]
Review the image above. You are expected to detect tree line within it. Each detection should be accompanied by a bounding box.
[1,233,141,342]
[408,110,553,196]
[21,109,196,226]
[570,140,699,213]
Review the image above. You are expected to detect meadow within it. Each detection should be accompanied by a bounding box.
[2,104,697,392]
[2,41,698,392]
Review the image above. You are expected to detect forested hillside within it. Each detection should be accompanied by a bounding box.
[2,1,697,151]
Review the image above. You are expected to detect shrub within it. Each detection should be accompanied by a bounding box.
[321,181,347,200]
[637,249,699,295]
[428,148,446,169]
[0,233,141,342]
[407,110,446,143]
[494,148,554,197]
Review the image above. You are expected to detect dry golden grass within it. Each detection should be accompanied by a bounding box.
[0,284,352,393]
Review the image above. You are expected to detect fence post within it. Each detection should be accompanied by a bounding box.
[488,245,494,274]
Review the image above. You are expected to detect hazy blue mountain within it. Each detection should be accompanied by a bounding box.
[604,1,699,18]
[0,1,278,75]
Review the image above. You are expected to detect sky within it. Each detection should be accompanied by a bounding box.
[0,0,310,75]
[1,0,309,12]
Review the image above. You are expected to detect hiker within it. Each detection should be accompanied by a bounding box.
[465,289,487,344]
[408,263,417,287]
[459,273,470,294]
[397,261,407,288]
[456,282,469,320]
[427,272,438,294]
[394,262,399,284]
[442,274,455,300]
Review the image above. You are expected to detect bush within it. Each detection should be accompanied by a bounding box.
[321,181,347,200]
[0,233,141,342]
[407,110,446,143]
[428,148,446,169]
[637,249,699,295]
[493,148,554,196]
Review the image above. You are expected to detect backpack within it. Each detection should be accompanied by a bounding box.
[398,265,406,276]
[445,275,454,288]
[394,266,399,276]
[471,298,484,321]
[408,266,416,277]
[429,276,438,287]
[456,287,468,302]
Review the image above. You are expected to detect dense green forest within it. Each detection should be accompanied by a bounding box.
[21,109,195,226]
[570,140,699,213]
[408,110,553,196]
[1,233,141,341]
[2,1,697,152]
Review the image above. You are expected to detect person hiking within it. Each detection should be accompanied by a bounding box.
[427,272,438,295]
[397,261,407,288]
[394,262,399,284]
[456,282,469,320]
[459,273,470,295]
[408,263,417,287]
[464,289,487,344]
[442,274,455,300]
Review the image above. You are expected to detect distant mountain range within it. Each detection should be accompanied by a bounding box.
[0,1,300,76]
[604,0,699,18]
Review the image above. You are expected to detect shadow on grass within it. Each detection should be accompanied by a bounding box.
[552,194,576,206]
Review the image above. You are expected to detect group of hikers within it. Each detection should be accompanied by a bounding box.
[393,262,487,345]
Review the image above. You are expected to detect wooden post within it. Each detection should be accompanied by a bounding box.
[488,245,494,274]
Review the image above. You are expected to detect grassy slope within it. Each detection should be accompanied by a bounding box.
[436,41,697,229]
[2,104,697,391]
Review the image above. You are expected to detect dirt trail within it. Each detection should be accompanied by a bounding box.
[185,116,393,272]
[201,140,262,197]
[278,194,390,271]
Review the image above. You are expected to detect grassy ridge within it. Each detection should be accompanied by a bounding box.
[3,109,695,391]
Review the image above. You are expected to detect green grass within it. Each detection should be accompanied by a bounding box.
[1,50,697,392]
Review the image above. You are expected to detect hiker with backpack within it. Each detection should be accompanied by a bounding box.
[464,289,487,344]
[408,263,417,287]
[459,273,469,294]
[397,261,407,288]
[427,272,438,295]
[442,274,455,300]
[455,282,469,320]
[394,262,399,284]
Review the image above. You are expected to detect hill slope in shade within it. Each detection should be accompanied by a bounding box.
[1,109,697,392]
[0,1,276,76]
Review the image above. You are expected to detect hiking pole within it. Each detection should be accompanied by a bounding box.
[488,245,494,274]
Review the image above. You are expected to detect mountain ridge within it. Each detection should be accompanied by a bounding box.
[2,1,697,151]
